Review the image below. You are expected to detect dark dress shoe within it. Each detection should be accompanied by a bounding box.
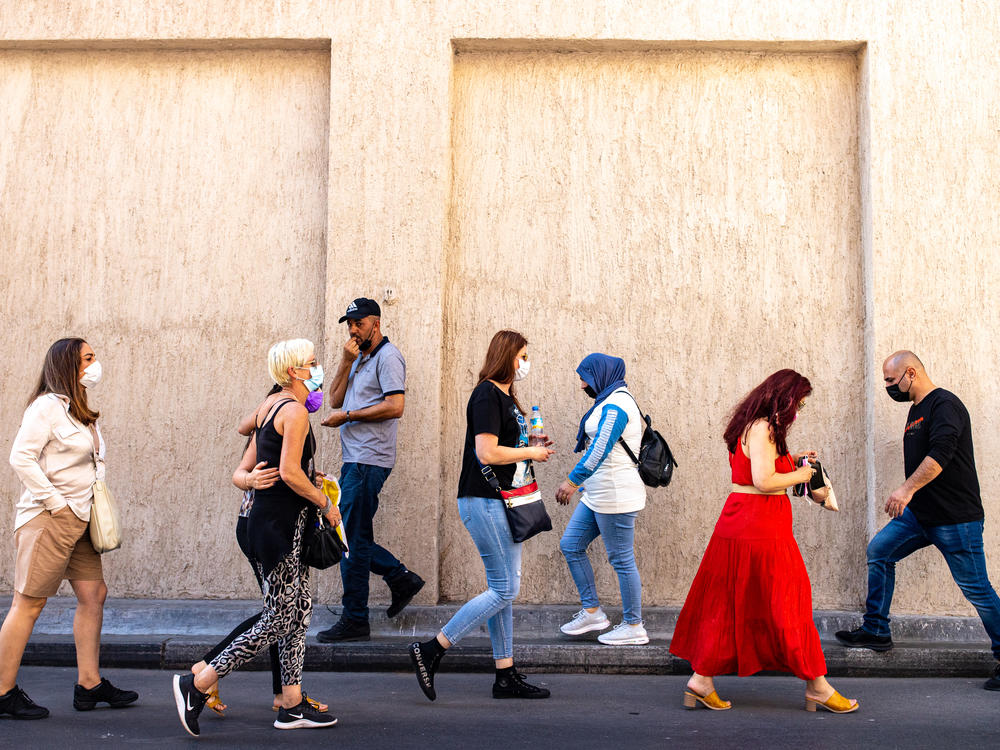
[387,570,425,618]
[984,662,1000,691]
[835,626,893,652]
[316,617,371,643]
[74,677,139,710]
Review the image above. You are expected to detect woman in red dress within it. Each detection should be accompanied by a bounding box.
[669,369,858,714]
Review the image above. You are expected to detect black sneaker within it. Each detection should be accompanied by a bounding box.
[984,662,1000,692]
[492,670,551,699]
[0,685,49,720]
[172,673,208,737]
[834,626,894,652]
[408,641,440,701]
[316,617,370,643]
[74,677,139,710]
[274,698,338,730]
[387,570,425,618]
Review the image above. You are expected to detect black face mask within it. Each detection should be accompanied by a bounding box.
[886,370,912,403]
[583,385,597,399]
[357,326,376,352]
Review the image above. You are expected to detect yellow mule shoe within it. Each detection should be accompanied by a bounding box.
[683,689,732,710]
[805,690,859,714]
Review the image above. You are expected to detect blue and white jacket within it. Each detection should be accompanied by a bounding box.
[568,388,646,514]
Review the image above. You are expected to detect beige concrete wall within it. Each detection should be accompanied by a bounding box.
[441,48,865,607]
[0,2,998,618]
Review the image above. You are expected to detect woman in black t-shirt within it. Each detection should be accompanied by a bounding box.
[408,330,554,701]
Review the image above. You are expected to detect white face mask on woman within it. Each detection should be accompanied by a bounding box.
[79,360,103,389]
[514,359,531,381]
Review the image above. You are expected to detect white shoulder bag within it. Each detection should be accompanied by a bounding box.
[88,423,123,553]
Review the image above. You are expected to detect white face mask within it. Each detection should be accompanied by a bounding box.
[79,360,103,389]
[514,359,531,381]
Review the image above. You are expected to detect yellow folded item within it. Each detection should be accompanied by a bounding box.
[321,476,350,556]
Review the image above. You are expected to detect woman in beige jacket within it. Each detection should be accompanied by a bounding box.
[0,337,137,720]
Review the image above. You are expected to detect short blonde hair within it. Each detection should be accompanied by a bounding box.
[268,338,315,387]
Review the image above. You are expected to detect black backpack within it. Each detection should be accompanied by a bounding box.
[616,393,678,488]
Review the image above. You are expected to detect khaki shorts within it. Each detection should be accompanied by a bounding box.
[13,507,103,598]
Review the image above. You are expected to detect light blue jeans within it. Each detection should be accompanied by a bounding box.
[559,502,642,624]
[440,496,522,660]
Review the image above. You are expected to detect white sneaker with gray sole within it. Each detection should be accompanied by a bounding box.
[560,607,611,636]
[597,621,649,645]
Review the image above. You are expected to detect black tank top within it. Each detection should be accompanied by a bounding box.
[247,399,316,575]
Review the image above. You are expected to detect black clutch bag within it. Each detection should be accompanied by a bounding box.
[302,512,348,569]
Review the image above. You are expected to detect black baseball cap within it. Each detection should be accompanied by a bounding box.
[338,297,381,323]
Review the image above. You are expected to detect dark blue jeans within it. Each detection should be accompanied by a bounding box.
[863,508,1000,658]
[339,462,405,623]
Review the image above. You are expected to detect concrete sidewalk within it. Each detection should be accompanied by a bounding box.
[4,597,996,677]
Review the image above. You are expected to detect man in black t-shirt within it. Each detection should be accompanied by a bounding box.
[836,351,1000,692]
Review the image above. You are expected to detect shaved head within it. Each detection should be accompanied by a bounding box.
[883,350,925,374]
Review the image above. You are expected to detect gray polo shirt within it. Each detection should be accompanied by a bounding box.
[341,337,406,468]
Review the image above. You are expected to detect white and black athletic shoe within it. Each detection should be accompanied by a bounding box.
[172,673,208,737]
[274,698,338,730]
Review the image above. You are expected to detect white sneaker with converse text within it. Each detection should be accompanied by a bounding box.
[560,607,611,636]
[597,622,649,645]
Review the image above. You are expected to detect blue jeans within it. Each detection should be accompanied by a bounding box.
[338,462,405,623]
[559,503,642,624]
[440,496,522,660]
[863,508,1000,658]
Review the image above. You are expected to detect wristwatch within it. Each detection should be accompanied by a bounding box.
[346,410,352,422]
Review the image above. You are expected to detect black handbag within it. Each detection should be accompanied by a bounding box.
[480,464,552,543]
[616,392,679,488]
[302,511,348,569]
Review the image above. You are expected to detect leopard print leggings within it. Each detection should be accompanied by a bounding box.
[209,508,312,686]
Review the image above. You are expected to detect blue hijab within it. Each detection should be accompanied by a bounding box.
[575,353,628,453]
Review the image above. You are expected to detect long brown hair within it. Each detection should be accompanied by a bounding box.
[477,330,528,414]
[28,338,100,425]
[723,368,811,456]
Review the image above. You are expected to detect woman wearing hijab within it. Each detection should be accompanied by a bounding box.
[555,354,648,645]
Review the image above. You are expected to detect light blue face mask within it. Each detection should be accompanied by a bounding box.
[300,364,324,392]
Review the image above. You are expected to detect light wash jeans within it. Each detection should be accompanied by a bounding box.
[440,496,522,660]
[559,502,642,624]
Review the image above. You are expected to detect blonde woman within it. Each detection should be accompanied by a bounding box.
[172,339,340,736]
[2,338,137,719]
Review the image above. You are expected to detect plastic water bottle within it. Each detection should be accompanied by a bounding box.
[528,406,545,446]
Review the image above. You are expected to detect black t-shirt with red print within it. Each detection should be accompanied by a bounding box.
[903,388,983,526]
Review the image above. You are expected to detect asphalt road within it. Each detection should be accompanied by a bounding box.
[2,667,998,749]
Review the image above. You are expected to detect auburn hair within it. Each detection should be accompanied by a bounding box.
[28,338,100,425]
[723,368,812,456]
[477,330,528,414]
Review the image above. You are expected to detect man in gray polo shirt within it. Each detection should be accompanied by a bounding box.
[317,297,424,642]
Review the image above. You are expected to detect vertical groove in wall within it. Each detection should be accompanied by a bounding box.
[437,42,460,603]
[857,44,877,543]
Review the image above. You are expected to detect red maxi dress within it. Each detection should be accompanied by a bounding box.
[669,443,826,680]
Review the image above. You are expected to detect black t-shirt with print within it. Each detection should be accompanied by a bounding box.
[903,388,983,526]
[457,381,533,499]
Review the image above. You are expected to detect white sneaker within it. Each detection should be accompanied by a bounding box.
[597,621,649,645]
[560,607,611,636]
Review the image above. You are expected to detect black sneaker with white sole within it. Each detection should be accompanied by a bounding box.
[172,673,208,737]
[274,698,338,730]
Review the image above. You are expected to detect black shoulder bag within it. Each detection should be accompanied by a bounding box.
[480,463,552,543]
[616,392,679,488]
